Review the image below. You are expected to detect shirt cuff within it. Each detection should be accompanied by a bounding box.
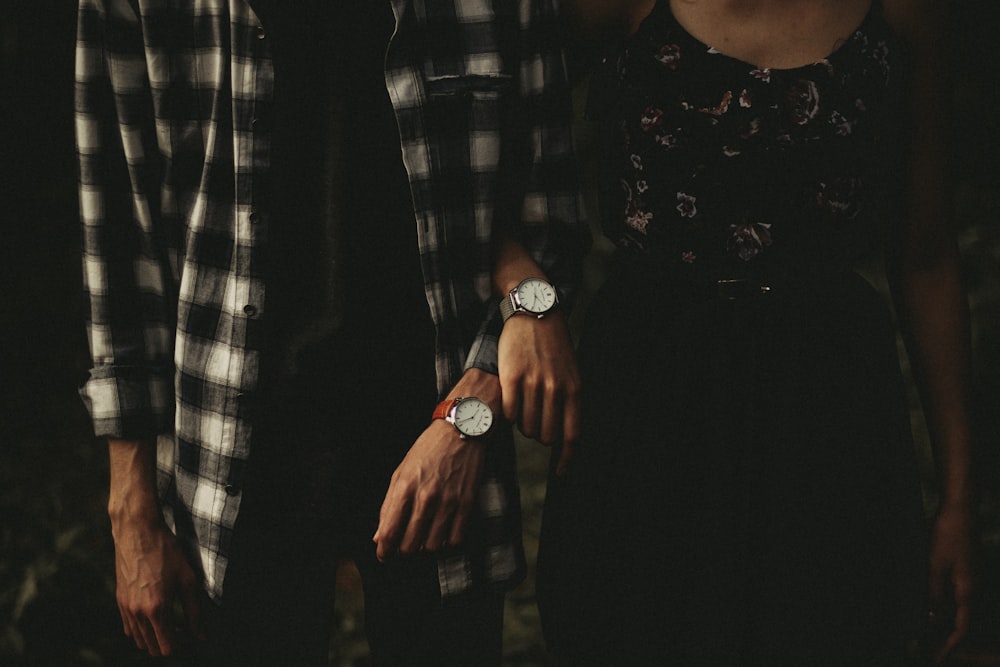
[464,302,503,376]
[79,364,173,439]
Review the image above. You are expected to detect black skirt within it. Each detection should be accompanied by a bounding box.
[537,256,927,666]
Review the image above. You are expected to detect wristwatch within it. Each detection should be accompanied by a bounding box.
[433,397,494,439]
[499,277,559,322]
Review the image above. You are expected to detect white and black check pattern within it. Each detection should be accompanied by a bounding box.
[77,0,584,603]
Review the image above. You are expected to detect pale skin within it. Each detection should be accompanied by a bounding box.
[108,238,581,654]
[566,0,974,661]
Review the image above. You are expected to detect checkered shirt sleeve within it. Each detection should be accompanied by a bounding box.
[76,0,272,599]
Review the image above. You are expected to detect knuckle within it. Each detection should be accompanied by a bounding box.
[138,603,160,620]
[416,486,439,505]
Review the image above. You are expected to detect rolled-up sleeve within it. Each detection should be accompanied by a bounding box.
[77,0,175,438]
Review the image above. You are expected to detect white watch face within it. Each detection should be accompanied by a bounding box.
[452,398,493,437]
[516,278,557,314]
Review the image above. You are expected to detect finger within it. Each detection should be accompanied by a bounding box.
[935,604,970,663]
[424,504,456,552]
[149,601,180,657]
[399,496,436,555]
[519,379,542,439]
[117,602,134,639]
[557,391,580,476]
[180,574,206,641]
[135,614,163,657]
[538,384,562,446]
[501,371,523,423]
[937,575,973,661]
[556,441,575,478]
[376,489,412,562]
[448,498,475,547]
[122,610,149,654]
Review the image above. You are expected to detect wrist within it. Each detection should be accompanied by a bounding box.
[937,494,976,514]
[499,277,560,322]
[449,368,502,413]
[107,438,163,528]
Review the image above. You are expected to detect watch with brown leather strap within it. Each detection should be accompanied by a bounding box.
[433,397,494,439]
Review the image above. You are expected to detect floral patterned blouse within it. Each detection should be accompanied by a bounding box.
[591,0,909,273]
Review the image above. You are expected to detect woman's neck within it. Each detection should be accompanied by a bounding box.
[662,0,873,69]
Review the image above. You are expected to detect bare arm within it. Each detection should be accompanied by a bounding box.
[884,0,974,660]
[108,439,202,657]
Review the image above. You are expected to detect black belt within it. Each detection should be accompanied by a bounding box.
[715,278,774,300]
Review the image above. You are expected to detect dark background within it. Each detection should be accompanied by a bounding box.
[1,1,998,664]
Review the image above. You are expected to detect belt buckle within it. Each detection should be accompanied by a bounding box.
[716,278,771,300]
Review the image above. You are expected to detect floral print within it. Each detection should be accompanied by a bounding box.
[655,43,682,69]
[640,106,665,131]
[727,221,773,260]
[676,192,698,218]
[594,0,904,265]
[784,79,821,125]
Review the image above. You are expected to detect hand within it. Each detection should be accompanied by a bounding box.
[498,311,580,474]
[927,503,974,663]
[372,370,498,561]
[111,515,203,656]
[107,438,203,656]
[373,420,486,561]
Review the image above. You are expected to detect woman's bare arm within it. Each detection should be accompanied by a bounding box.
[884,0,975,660]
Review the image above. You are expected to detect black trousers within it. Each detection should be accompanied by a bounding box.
[195,340,505,666]
[194,511,504,666]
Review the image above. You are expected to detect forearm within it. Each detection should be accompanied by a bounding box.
[494,233,554,295]
[447,368,503,418]
[108,438,163,531]
[893,254,974,508]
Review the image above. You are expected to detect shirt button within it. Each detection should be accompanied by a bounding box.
[225,484,241,496]
[249,209,260,224]
[256,26,266,40]
[243,304,258,317]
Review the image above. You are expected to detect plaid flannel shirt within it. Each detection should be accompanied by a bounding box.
[77,0,583,603]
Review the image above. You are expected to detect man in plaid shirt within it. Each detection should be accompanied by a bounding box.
[77,0,585,663]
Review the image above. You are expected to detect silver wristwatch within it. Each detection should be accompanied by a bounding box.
[499,278,559,322]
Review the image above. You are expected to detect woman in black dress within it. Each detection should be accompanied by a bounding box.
[536,0,974,663]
